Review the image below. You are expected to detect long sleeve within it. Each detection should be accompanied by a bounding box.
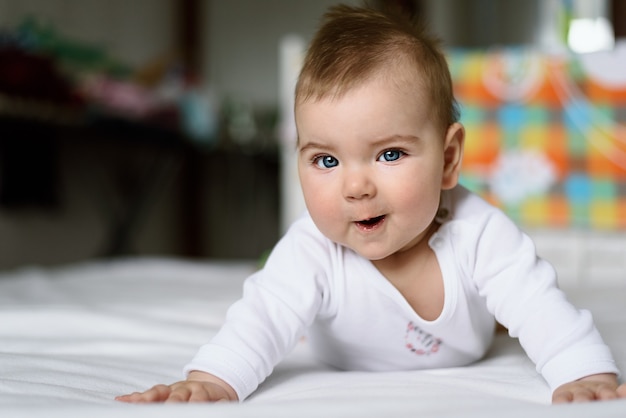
[184,217,332,400]
[464,196,619,390]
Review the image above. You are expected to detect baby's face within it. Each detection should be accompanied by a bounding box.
[296,75,458,261]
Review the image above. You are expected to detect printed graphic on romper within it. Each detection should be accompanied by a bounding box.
[405,322,442,355]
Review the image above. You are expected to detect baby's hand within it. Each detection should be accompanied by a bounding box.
[115,371,238,403]
[552,373,626,403]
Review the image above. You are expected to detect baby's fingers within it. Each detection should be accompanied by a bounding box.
[116,384,173,403]
[165,381,229,403]
[594,385,619,401]
[165,385,194,403]
[115,394,134,403]
[553,379,625,404]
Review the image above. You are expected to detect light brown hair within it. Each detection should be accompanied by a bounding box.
[295,3,459,131]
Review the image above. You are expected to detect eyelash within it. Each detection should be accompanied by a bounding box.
[377,149,405,162]
[311,149,406,169]
[312,155,338,169]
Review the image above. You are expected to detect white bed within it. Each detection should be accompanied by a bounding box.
[1,257,625,417]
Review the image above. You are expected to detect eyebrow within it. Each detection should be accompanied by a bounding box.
[370,134,421,148]
[298,134,421,154]
[298,140,334,154]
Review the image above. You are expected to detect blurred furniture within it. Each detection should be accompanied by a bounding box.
[0,111,280,260]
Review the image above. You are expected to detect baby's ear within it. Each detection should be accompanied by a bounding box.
[441,122,464,190]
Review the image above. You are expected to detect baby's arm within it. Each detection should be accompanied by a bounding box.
[115,371,238,403]
[552,373,626,403]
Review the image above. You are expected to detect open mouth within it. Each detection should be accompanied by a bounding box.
[355,215,386,229]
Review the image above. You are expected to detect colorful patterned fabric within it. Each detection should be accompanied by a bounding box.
[449,45,626,229]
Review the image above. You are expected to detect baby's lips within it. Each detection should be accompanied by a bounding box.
[356,215,385,226]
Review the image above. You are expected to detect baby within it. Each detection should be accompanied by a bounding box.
[118,3,626,404]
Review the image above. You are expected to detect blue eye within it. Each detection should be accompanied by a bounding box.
[378,150,404,162]
[315,155,339,168]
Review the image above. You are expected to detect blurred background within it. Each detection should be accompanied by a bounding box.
[0,0,625,273]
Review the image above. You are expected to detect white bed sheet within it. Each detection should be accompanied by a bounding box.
[0,258,624,417]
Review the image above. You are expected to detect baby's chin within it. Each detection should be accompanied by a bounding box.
[316,225,410,261]
[351,236,429,262]
[343,243,399,262]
